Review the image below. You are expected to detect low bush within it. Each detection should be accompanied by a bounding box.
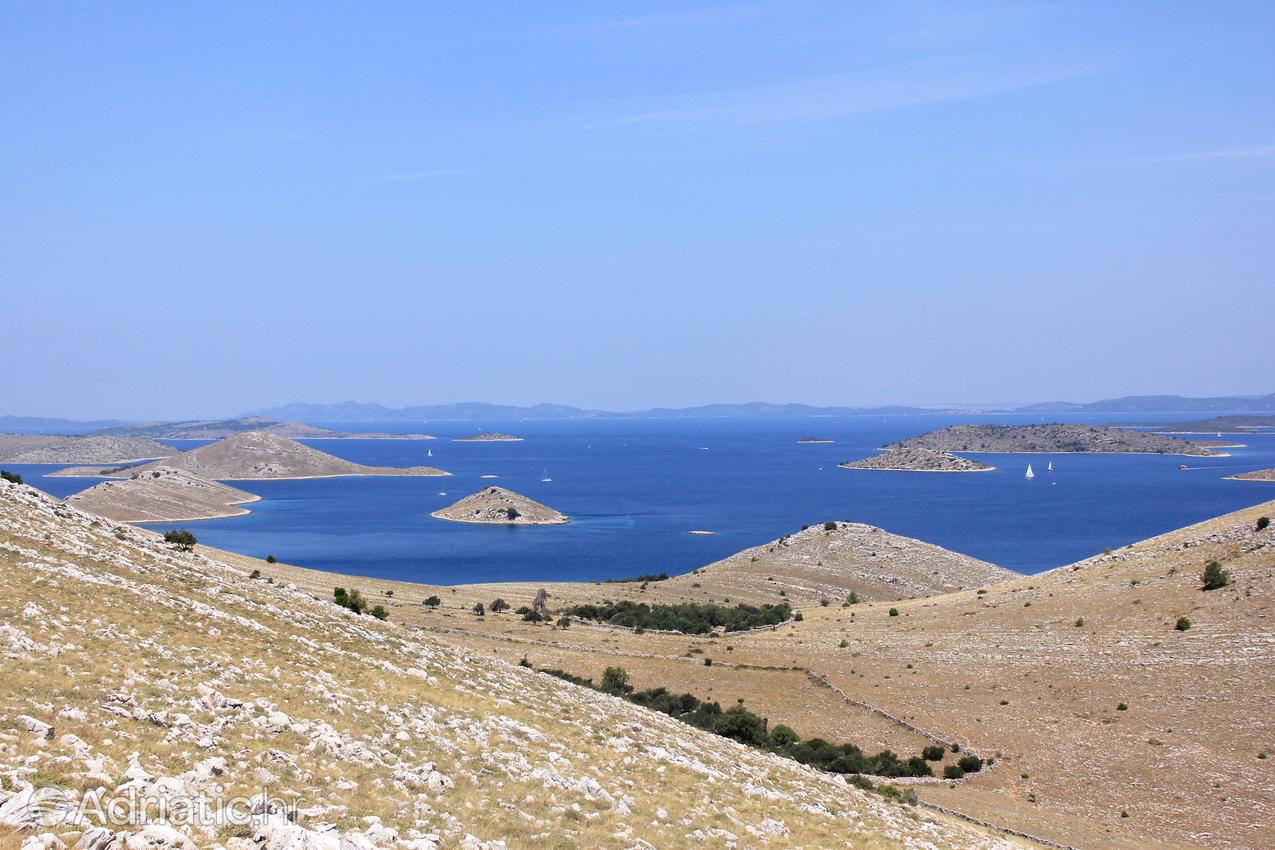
[1257,516,1270,531]
[559,599,792,634]
[472,602,485,616]
[265,554,277,564]
[957,755,983,773]
[370,605,389,621]
[888,608,899,617]
[922,745,946,761]
[1201,561,1230,591]
[333,586,368,615]
[604,572,670,584]
[423,595,441,607]
[943,764,965,780]
[0,470,22,484]
[490,598,510,613]
[823,521,837,532]
[1175,616,1191,631]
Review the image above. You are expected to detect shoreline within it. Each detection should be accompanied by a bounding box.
[429,510,568,526]
[884,447,1231,459]
[83,493,264,525]
[839,464,996,473]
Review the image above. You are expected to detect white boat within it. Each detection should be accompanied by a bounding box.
[427,448,432,457]
[437,490,447,496]
[541,467,552,483]
[1047,461,1053,472]
[1025,464,1035,479]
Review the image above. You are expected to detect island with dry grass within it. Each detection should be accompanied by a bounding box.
[0,434,175,464]
[51,431,449,480]
[65,466,260,522]
[431,486,567,525]
[888,423,1225,456]
[454,431,523,442]
[841,447,995,473]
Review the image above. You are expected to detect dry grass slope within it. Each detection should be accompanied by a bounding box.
[0,479,1028,850]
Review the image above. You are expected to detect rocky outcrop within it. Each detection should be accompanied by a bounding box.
[889,423,1222,456]
[64,466,260,522]
[681,520,1013,602]
[453,432,522,442]
[841,447,994,472]
[0,435,175,464]
[431,487,567,525]
[51,432,449,480]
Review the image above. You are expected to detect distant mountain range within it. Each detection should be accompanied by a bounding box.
[0,415,130,434]
[242,400,940,421]
[7,392,1273,433]
[1015,392,1275,414]
[247,392,1275,421]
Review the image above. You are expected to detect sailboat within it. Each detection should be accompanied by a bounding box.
[427,448,432,457]
[1047,461,1053,472]
[541,467,552,483]
[1025,464,1035,479]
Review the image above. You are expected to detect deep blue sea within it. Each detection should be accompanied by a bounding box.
[13,414,1275,583]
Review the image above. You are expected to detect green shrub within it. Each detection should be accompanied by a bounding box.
[769,725,799,748]
[943,764,965,780]
[333,587,368,615]
[370,605,389,621]
[847,591,859,605]
[1117,702,1128,711]
[490,598,510,613]
[1257,516,1270,531]
[823,521,837,532]
[423,595,441,607]
[555,616,571,628]
[472,602,485,616]
[888,608,899,617]
[1074,617,1085,627]
[164,529,197,551]
[560,599,792,634]
[265,554,277,564]
[1175,616,1191,631]
[604,572,669,584]
[1201,561,1230,591]
[957,755,983,773]
[600,667,632,695]
[0,470,22,484]
[922,745,946,761]
[715,703,768,746]
[249,569,261,580]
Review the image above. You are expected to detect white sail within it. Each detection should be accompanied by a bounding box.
[1025,464,1035,479]
[427,448,432,457]
[541,467,552,482]
[1047,461,1053,472]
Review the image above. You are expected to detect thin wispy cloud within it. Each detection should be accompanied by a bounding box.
[1162,145,1275,162]
[535,3,779,35]
[375,168,479,183]
[583,60,1099,133]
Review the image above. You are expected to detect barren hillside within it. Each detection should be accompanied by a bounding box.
[64,466,260,522]
[0,479,1025,850]
[0,435,174,464]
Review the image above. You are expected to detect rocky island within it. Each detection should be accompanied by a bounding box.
[95,416,435,440]
[1228,467,1275,482]
[888,423,1223,456]
[1142,415,1275,433]
[841,446,995,472]
[51,431,450,480]
[64,466,260,522]
[797,436,834,443]
[432,486,568,524]
[454,431,523,442]
[0,434,176,464]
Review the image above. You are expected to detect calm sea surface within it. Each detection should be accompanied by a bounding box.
[15,414,1275,583]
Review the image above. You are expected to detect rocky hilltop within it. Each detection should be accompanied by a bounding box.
[0,434,175,464]
[51,432,449,480]
[680,521,1012,603]
[0,479,1026,850]
[64,466,260,522]
[432,486,567,525]
[454,432,522,442]
[841,447,995,473]
[890,423,1222,456]
[95,416,435,440]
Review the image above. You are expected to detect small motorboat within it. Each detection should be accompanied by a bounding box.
[1178,464,1189,471]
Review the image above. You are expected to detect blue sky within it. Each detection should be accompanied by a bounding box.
[2,2,1273,419]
